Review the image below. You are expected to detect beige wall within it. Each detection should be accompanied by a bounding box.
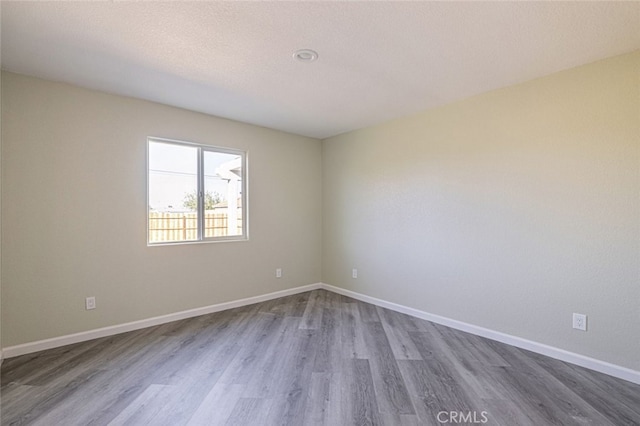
[1,72,322,347]
[2,52,639,373]
[322,51,640,370]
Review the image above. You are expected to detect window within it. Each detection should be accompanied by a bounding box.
[147,137,247,244]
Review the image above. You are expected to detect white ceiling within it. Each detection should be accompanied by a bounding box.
[2,2,639,139]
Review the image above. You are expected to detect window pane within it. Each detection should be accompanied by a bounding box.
[204,151,243,238]
[148,141,199,243]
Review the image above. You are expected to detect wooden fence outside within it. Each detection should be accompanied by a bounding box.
[149,211,242,242]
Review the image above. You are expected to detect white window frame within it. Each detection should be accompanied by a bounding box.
[147,137,248,245]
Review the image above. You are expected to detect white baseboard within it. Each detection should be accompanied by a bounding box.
[4,281,638,386]
[2,283,323,359]
[321,283,640,384]
[320,283,640,385]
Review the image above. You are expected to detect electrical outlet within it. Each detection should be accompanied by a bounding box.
[572,313,587,331]
[352,268,358,279]
[85,296,96,310]
[276,268,282,278]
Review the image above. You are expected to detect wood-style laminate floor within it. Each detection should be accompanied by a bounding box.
[2,289,639,425]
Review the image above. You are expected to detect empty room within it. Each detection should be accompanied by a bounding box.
[1,2,639,425]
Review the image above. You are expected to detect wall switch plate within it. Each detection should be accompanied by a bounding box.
[85,296,96,310]
[352,268,358,279]
[276,268,282,278]
[572,313,587,331]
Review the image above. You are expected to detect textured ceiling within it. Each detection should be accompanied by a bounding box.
[1,2,639,139]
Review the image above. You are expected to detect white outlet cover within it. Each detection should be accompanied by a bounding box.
[352,269,358,279]
[85,296,96,310]
[276,268,282,278]
[572,313,587,331]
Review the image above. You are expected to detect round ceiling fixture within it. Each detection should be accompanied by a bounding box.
[293,49,318,62]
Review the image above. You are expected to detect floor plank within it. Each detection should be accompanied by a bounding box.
[342,359,382,426]
[186,382,245,426]
[361,322,415,415]
[340,302,369,360]
[376,307,422,361]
